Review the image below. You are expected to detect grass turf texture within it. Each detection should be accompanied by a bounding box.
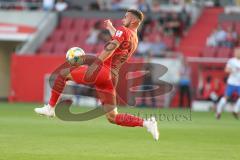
[0,102,239,160]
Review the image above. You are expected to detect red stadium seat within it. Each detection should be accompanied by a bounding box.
[38,17,180,57]
[66,38,86,49]
[235,22,240,34]
[76,31,89,43]
[112,19,122,27]
[147,34,157,42]
[63,31,77,43]
[95,44,105,53]
[59,17,74,30]
[200,46,217,57]
[67,42,81,49]
[85,18,103,29]
[72,18,86,31]
[220,21,234,30]
[52,43,68,55]
[83,43,95,53]
[37,42,53,54]
[162,36,175,50]
[49,30,64,42]
[216,47,232,58]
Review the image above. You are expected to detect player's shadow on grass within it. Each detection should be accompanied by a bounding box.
[55,99,116,121]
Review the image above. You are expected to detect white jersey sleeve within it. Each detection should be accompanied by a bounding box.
[226,59,233,69]
[226,58,240,86]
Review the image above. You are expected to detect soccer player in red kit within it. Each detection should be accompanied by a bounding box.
[35,9,159,140]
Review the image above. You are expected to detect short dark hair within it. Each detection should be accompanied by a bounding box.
[127,9,144,22]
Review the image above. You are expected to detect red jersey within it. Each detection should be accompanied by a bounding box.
[71,26,139,103]
[104,26,138,74]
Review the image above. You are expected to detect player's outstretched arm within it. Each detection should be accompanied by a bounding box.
[104,19,116,37]
[74,39,119,74]
[85,39,120,77]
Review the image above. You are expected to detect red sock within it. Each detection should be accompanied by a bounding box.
[49,75,67,107]
[115,114,143,127]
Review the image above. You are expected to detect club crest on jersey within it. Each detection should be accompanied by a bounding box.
[115,30,123,37]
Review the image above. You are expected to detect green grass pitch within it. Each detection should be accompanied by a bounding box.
[0,102,239,160]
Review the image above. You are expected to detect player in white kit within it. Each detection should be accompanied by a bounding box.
[216,48,240,119]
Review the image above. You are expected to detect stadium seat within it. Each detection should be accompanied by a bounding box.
[49,30,64,42]
[63,31,77,43]
[37,16,180,57]
[37,42,53,54]
[162,36,175,50]
[200,46,217,57]
[220,21,233,30]
[83,43,95,53]
[95,44,105,53]
[75,30,89,41]
[59,17,74,30]
[76,30,89,42]
[235,22,240,34]
[112,19,122,27]
[148,34,157,42]
[66,38,86,49]
[52,43,68,54]
[216,47,232,58]
[86,18,104,29]
[67,42,81,49]
[72,18,86,31]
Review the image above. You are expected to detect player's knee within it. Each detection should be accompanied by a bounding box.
[60,68,71,77]
[56,74,72,85]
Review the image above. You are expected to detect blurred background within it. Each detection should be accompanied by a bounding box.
[0,0,240,112]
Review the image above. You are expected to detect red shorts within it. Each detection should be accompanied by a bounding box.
[70,65,117,105]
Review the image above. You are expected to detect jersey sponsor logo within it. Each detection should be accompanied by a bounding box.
[115,30,123,37]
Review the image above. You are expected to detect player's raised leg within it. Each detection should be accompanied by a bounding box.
[98,90,159,140]
[104,106,159,141]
